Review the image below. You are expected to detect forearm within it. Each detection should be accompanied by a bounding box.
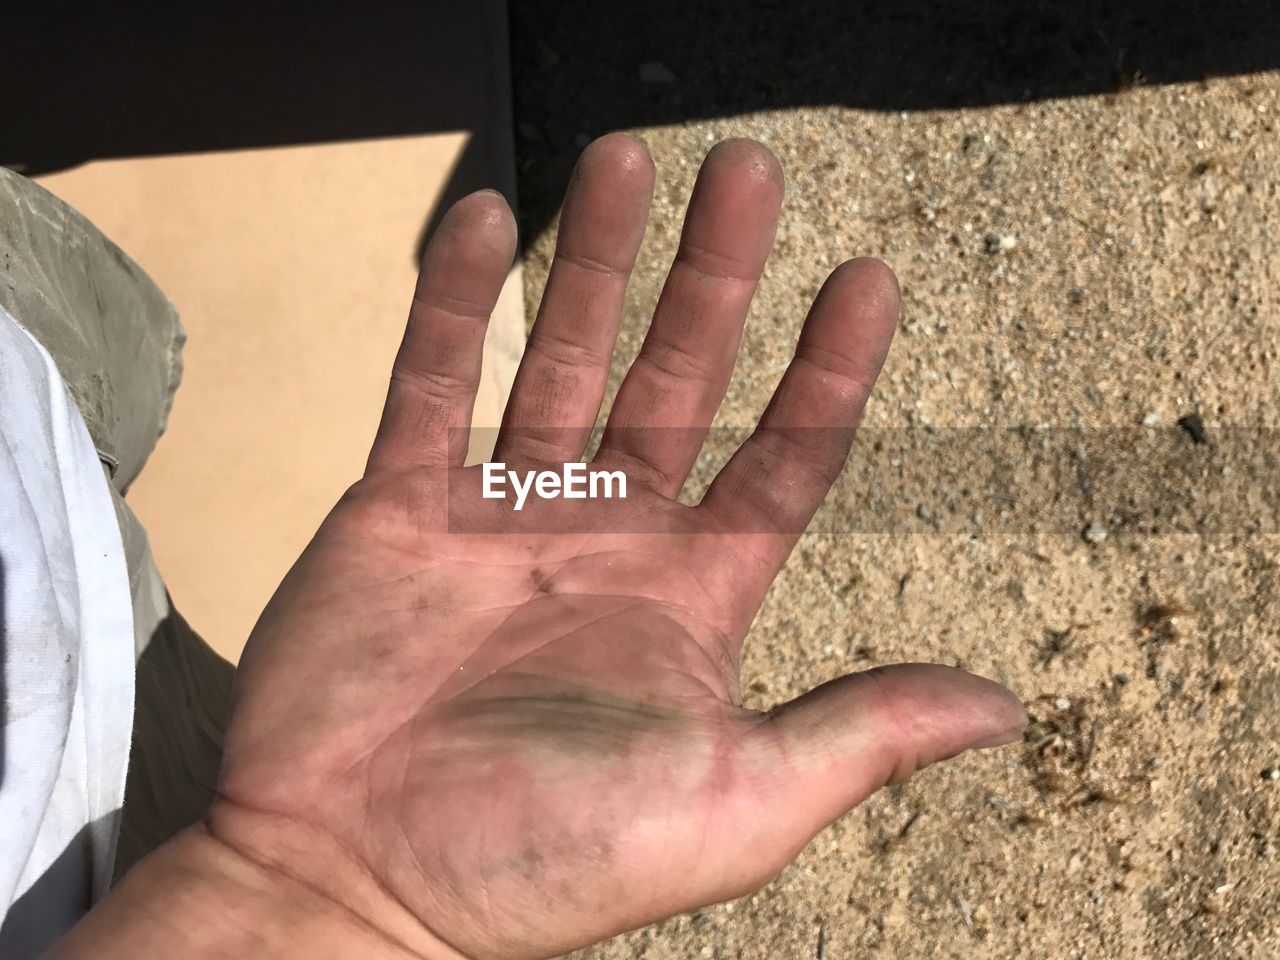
[50,825,466,960]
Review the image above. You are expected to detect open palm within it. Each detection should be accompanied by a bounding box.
[208,136,1025,960]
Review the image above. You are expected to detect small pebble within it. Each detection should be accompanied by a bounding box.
[985,233,1017,254]
[1177,413,1208,444]
[1083,522,1108,544]
[1055,697,1072,711]
[1263,767,1280,782]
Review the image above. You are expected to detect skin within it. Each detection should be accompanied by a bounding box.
[53,136,1025,959]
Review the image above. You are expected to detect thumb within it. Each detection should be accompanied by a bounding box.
[734,663,1025,878]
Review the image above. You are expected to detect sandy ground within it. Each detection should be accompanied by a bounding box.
[513,62,1280,960]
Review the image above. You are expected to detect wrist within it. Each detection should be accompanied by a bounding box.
[51,820,469,960]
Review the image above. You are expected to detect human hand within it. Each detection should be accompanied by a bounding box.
[205,136,1025,959]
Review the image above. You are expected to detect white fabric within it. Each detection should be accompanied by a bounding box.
[0,305,134,953]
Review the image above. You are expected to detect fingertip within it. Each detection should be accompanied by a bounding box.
[864,662,1027,756]
[847,256,900,300]
[438,189,518,260]
[452,188,513,222]
[576,132,656,191]
[828,257,900,319]
[742,662,1027,838]
[696,140,785,215]
[706,138,784,190]
[979,678,1030,743]
[945,664,1028,735]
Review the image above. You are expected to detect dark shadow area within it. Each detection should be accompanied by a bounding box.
[512,0,1280,244]
[3,4,514,267]
[3,7,497,175]
[112,603,232,881]
[0,814,119,958]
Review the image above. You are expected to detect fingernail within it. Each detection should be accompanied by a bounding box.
[970,726,1025,750]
